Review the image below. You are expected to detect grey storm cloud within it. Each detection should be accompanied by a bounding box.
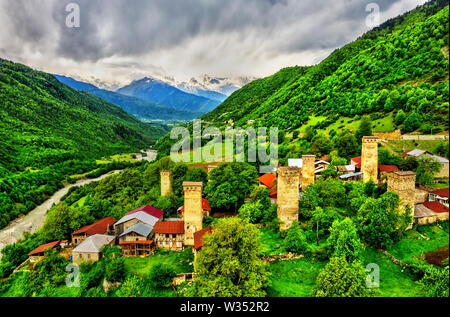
[0,0,427,82]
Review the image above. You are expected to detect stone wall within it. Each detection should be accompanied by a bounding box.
[160,170,173,197]
[301,155,315,189]
[183,182,203,246]
[361,136,380,184]
[387,171,416,226]
[373,129,402,140]
[277,167,300,230]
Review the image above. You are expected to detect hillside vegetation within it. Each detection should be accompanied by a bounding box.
[0,59,168,228]
[203,1,449,133]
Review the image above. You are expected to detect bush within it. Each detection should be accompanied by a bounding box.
[105,257,126,283]
[147,263,176,289]
[283,221,309,254]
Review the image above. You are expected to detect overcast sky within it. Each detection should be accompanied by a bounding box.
[0,0,428,86]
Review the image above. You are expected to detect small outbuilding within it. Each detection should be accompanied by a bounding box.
[72,234,115,265]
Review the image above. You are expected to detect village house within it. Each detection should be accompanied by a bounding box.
[378,165,399,181]
[71,216,116,245]
[339,172,363,182]
[193,226,213,258]
[118,222,154,256]
[257,173,277,188]
[429,188,449,207]
[72,234,115,265]
[414,201,449,225]
[178,198,212,217]
[114,205,163,236]
[154,220,185,251]
[288,158,330,181]
[28,241,60,262]
[402,149,449,178]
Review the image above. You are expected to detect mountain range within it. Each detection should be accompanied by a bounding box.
[54,75,203,124]
[116,77,222,113]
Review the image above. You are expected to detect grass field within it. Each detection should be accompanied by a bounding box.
[386,140,444,155]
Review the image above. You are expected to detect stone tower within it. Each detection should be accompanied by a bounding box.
[183,182,204,246]
[361,136,380,184]
[160,170,172,197]
[387,171,416,224]
[302,155,316,190]
[277,167,300,230]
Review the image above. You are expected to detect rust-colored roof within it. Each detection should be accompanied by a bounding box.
[351,156,362,164]
[154,221,185,234]
[431,188,449,198]
[269,187,278,199]
[257,173,277,188]
[29,241,60,256]
[126,205,164,219]
[194,227,213,250]
[378,165,399,172]
[180,198,211,213]
[119,240,153,245]
[423,201,449,213]
[72,217,117,236]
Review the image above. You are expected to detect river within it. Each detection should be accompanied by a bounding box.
[0,150,157,258]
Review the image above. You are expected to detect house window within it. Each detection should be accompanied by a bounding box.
[79,254,82,258]
[166,234,169,238]
[87,254,90,259]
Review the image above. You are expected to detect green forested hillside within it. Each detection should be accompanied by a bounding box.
[203,1,449,132]
[0,59,168,228]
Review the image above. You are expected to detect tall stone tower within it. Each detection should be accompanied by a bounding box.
[183,182,204,246]
[160,170,172,197]
[387,171,416,224]
[302,155,316,190]
[361,136,380,184]
[277,167,300,230]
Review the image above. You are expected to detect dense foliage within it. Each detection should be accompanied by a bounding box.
[0,59,168,228]
[202,2,449,133]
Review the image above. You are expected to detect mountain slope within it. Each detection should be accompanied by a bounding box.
[203,1,449,133]
[54,75,202,124]
[0,59,168,170]
[117,77,221,113]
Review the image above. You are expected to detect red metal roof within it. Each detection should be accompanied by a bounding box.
[154,221,185,234]
[180,198,211,213]
[29,241,60,256]
[378,165,399,172]
[423,201,449,213]
[431,188,449,198]
[401,150,412,157]
[257,173,277,188]
[72,217,117,236]
[126,205,164,219]
[351,156,362,164]
[194,227,212,250]
[119,240,153,245]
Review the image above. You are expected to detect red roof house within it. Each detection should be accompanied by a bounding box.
[378,165,399,173]
[29,241,60,257]
[351,156,362,165]
[194,227,213,250]
[72,217,116,245]
[154,221,185,234]
[126,205,165,219]
[431,188,449,198]
[423,201,449,213]
[258,173,277,188]
[72,217,117,236]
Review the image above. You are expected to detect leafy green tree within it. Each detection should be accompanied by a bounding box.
[105,257,126,283]
[395,110,406,125]
[188,218,269,297]
[312,257,377,297]
[356,191,411,248]
[283,221,309,253]
[403,111,422,133]
[419,266,449,297]
[355,116,373,144]
[310,133,332,155]
[205,163,258,212]
[327,218,364,262]
[416,156,442,185]
[435,141,449,159]
[147,263,176,289]
[335,131,359,159]
[116,275,145,297]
